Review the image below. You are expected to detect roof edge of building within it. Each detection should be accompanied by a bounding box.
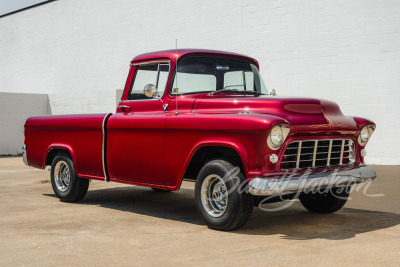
[0,0,57,19]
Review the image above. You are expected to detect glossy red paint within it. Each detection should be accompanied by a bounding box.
[24,114,106,179]
[106,111,165,185]
[131,49,259,66]
[24,49,375,191]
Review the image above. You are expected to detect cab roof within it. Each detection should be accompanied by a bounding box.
[131,49,259,67]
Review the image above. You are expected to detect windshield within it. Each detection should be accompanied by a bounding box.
[171,56,268,95]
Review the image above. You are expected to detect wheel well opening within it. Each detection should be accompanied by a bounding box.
[183,146,244,180]
[45,148,72,166]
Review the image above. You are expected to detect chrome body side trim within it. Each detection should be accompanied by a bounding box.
[22,144,29,166]
[102,113,113,182]
[249,165,376,196]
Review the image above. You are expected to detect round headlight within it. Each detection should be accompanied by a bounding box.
[270,126,283,147]
[267,124,290,150]
[360,127,370,143]
[358,125,375,146]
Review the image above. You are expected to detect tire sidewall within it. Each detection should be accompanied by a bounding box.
[195,160,246,229]
[299,186,350,213]
[51,155,79,200]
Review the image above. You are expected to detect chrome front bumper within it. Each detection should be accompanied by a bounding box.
[249,166,376,196]
[22,144,29,166]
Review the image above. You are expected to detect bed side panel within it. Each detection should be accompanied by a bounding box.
[24,114,106,178]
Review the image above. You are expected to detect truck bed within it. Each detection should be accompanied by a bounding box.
[24,114,108,179]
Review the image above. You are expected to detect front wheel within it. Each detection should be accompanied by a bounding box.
[51,155,89,202]
[195,159,253,231]
[299,186,350,213]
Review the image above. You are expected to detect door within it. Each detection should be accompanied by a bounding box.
[106,61,170,185]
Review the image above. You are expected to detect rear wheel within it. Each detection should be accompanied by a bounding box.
[51,155,89,202]
[195,159,253,231]
[299,186,350,213]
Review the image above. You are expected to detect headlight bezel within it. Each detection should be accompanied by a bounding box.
[358,124,375,147]
[267,124,290,150]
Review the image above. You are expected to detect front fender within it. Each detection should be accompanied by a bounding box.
[164,113,291,190]
[353,117,376,130]
[167,138,249,191]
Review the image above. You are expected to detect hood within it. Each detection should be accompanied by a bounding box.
[192,95,358,134]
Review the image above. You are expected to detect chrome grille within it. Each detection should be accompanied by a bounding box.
[281,139,355,170]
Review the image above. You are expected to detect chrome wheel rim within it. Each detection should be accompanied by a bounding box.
[201,174,228,218]
[54,161,71,192]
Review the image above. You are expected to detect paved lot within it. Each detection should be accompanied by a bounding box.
[0,157,399,266]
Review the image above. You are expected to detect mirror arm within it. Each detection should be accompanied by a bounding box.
[162,103,168,111]
[155,96,168,112]
[143,84,167,111]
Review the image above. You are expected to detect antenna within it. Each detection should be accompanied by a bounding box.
[175,38,179,116]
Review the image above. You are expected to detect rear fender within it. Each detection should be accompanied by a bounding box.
[44,144,77,172]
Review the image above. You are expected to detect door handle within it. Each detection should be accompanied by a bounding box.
[117,105,131,112]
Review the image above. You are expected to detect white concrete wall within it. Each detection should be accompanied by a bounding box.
[116,89,123,106]
[0,0,399,164]
[0,93,51,155]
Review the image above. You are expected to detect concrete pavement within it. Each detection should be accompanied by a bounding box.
[0,157,399,266]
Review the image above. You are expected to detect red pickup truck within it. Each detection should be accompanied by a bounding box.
[23,49,376,230]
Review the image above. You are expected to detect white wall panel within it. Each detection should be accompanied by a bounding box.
[0,0,399,164]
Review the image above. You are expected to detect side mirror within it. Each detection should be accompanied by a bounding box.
[143,84,158,98]
[270,89,276,96]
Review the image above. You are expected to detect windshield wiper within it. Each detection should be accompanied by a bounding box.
[209,88,264,96]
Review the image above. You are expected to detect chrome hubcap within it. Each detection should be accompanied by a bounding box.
[201,174,228,218]
[54,161,71,192]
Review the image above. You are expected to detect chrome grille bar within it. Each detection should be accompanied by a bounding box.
[296,141,302,169]
[284,150,353,157]
[281,139,354,170]
[339,139,345,164]
[327,140,333,166]
[312,140,318,167]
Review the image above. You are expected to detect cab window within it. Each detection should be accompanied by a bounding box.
[224,71,254,91]
[129,63,170,100]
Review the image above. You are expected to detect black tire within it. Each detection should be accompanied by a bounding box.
[151,187,171,193]
[195,159,253,231]
[51,154,89,202]
[299,186,350,213]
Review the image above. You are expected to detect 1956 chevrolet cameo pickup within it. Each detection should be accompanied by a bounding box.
[23,49,376,230]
